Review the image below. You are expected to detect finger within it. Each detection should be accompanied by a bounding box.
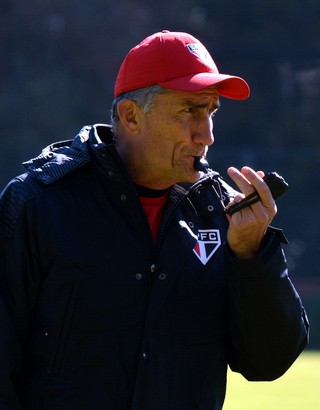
[227,166,257,196]
[227,166,275,215]
[225,192,244,211]
[241,167,273,204]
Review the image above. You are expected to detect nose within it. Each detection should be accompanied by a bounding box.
[192,113,214,147]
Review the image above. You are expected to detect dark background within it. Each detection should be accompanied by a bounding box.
[1,0,319,346]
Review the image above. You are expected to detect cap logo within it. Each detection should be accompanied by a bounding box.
[186,43,209,62]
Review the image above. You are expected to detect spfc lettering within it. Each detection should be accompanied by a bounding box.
[193,229,221,265]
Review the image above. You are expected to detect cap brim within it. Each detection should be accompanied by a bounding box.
[159,72,250,100]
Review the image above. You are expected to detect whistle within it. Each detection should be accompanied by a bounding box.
[194,156,209,173]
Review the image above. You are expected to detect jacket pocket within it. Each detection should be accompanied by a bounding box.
[47,283,79,375]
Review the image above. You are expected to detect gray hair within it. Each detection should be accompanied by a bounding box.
[110,85,167,135]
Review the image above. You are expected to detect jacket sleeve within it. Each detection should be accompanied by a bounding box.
[0,179,42,409]
[225,228,309,381]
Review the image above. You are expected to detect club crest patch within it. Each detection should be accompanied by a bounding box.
[193,229,221,265]
[178,221,221,266]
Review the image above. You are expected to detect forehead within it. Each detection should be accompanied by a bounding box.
[158,87,220,107]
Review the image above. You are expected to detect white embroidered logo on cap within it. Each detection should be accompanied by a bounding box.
[186,43,209,62]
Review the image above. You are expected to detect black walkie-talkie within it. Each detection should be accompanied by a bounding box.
[193,157,288,216]
[227,172,289,216]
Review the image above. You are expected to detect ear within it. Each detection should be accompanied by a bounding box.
[117,99,142,134]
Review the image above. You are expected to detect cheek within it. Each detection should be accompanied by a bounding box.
[143,133,172,161]
[143,114,189,159]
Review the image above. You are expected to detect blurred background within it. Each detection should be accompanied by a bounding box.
[1,0,319,347]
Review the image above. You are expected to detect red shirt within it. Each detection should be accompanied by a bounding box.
[139,190,169,242]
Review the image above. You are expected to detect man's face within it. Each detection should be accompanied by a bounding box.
[121,87,219,189]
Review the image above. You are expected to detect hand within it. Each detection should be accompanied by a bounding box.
[226,166,277,259]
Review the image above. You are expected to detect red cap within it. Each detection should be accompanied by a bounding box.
[114,30,250,100]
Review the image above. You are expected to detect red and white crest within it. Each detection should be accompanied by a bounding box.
[193,229,221,265]
[179,221,221,266]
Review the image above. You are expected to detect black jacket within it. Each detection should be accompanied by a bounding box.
[0,124,309,409]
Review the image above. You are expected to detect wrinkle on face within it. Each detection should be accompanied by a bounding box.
[117,87,220,189]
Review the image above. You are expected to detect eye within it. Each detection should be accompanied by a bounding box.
[183,107,195,114]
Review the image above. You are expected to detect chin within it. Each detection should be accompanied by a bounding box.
[180,170,201,184]
[172,164,201,184]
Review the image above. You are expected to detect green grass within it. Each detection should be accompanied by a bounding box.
[224,351,320,410]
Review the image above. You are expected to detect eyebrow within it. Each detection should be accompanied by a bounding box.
[181,99,220,111]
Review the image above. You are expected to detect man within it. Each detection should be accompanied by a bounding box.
[0,30,308,409]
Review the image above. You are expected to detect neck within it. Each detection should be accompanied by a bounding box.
[135,184,169,198]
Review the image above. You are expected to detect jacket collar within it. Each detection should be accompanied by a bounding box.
[22,124,113,185]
